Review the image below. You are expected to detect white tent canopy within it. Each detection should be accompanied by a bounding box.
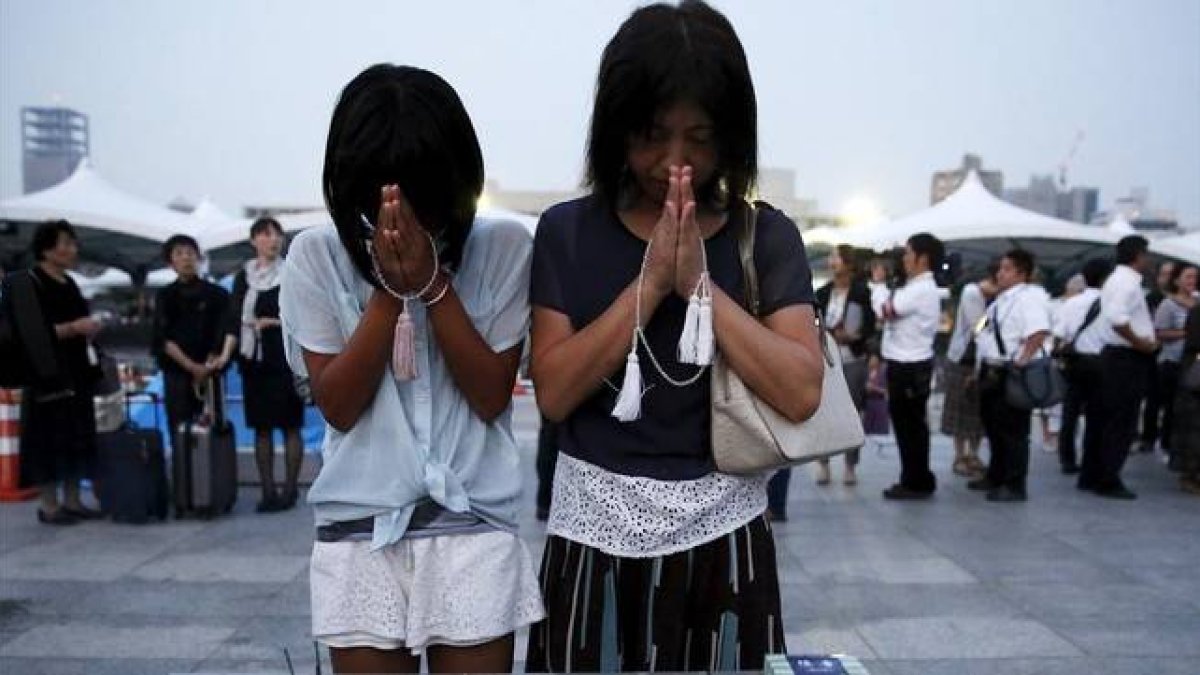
[1149,231,1200,265]
[808,171,1121,252]
[0,158,186,242]
[1107,213,1136,235]
[184,198,247,243]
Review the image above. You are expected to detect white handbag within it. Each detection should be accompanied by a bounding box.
[710,205,865,474]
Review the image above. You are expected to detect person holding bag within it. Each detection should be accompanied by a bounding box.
[1051,258,1110,475]
[2,221,105,525]
[969,249,1051,502]
[810,245,874,487]
[524,2,824,670]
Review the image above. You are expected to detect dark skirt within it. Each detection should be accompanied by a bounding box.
[19,387,96,486]
[939,361,983,440]
[242,366,304,431]
[525,515,786,673]
[1171,388,1200,477]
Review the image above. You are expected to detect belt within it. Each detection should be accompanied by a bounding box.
[316,517,374,542]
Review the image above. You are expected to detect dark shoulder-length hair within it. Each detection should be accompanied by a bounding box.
[586,0,757,210]
[32,220,77,261]
[322,64,484,284]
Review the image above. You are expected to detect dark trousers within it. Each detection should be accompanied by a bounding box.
[767,468,790,516]
[535,417,559,513]
[1058,355,1102,469]
[1156,361,1182,452]
[979,366,1032,493]
[163,369,203,440]
[1140,355,1162,446]
[886,359,936,493]
[1081,347,1152,491]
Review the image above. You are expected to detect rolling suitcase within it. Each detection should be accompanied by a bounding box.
[172,375,237,518]
[95,393,169,524]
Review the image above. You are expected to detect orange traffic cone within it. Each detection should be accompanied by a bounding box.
[0,388,37,502]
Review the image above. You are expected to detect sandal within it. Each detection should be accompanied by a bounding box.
[952,458,971,477]
[37,509,79,526]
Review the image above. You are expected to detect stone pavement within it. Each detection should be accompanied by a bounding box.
[1,395,1198,674]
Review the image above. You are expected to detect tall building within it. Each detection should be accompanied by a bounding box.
[1057,186,1099,224]
[930,154,1003,204]
[22,107,90,194]
[1005,174,1099,224]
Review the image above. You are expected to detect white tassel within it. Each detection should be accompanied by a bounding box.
[695,293,714,365]
[611,344,644,422]
[677,290,701,363]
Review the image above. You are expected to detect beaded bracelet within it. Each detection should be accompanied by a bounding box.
[422,274,452,307]
[360,213,442,381]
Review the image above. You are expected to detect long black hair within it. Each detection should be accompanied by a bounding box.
[586,0,757,210]
[322,64,484,284]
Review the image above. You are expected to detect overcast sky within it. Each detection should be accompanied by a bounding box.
[2,0,1198,227]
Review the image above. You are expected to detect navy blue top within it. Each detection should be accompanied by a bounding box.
[531,195,815,480]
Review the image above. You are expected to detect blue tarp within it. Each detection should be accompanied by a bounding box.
[128,366,326,454]
[128,272,326,453]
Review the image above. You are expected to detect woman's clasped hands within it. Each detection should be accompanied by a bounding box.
[371,184,441,300]
[644,165,707,304]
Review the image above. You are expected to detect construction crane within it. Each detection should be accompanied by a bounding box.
[1058,130,1085,189]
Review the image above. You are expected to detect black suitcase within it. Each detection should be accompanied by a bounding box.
[172,375,237,518]
[95,394,169,524]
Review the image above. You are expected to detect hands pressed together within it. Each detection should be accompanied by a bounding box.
[644,165,708,303]
[371,184,443,301]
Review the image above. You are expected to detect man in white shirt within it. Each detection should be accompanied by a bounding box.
[1080,235,1157,500]
[1051,258,1111,475]
[880,233,944,500]
[969,250,1051,502]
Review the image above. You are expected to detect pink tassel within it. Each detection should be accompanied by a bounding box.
[392,301,417,381]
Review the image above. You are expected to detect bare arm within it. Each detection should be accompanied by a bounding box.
[1016,330,1049,365]
[710,292,825,422]
[426,274,523,422]
[1114,323,1156,354]
[530,281,668,422]
[532,169,683,422]
[301,290,401,433]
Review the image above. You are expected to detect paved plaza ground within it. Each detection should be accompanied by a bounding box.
[1,395,1197,674]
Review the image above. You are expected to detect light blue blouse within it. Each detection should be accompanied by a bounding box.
[279,217,533,550]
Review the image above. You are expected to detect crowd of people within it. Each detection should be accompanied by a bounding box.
[1,2,1196,673]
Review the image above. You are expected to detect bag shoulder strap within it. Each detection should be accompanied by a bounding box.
[990,304,1007,357]
[737,201,760,317]
[1075,298,1102,338]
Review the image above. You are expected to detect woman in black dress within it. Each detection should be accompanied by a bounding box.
[6,221,104,525]
[230,217,305,512]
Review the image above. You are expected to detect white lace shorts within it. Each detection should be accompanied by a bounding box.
[310,530,545,654]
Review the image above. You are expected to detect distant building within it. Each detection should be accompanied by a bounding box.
[1057,186,1099,224]
[930,154,1003,204]
[1004,174,1098,224]
[22,107,90,194]
[1092,187,1180,234]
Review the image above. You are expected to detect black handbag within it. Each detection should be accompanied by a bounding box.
[992,308,1066,410]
